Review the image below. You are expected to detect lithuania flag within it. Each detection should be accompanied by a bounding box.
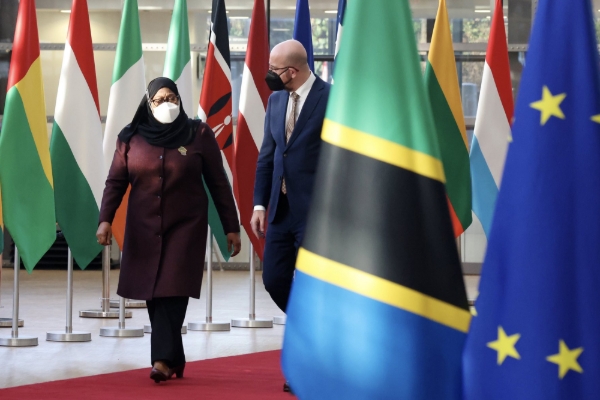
[425,0,472,237]
[281,0,471,398]
[0,0,56,271]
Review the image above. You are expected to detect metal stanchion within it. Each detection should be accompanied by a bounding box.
[80,246,130,318]
[231,244,273,328]
[188,227,230,331]
[273,316,286,325]
[100,296,144,337]
[110,298,146,308]
[0,251,24,328]
[47,248,91,342]
[0,247,37,346]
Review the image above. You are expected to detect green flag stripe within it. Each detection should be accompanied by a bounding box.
[425,66,473,228]
[204,180,230,261]
[0,88,55,271]
[164,0,191,81]
[112,0,143,83]
[325,3,440,159]
[51,124,103,268]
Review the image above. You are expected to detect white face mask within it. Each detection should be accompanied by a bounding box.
[152,102,180,124]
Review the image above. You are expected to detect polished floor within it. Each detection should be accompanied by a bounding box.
[0,267,479,389]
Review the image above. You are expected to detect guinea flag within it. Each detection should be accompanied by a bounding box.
[281,0,471,398]
[425,0,472,237]
[0,0,56,271]
[50,0,104,269]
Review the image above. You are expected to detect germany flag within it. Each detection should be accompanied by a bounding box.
[281,1,471,399]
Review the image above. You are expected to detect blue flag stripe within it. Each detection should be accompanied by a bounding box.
[293,0,314,72]
[470,135,499,237]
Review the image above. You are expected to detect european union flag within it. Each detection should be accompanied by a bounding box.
[292,0,314,72]
[462,0,600,398]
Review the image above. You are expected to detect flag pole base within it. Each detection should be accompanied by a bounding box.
[144,324,187,334]
[99,327,144,337]
[0,318,23,328]
[46,331,91,342]
[188,320,230,331]
[273,316,286,325]
[231,317,273,328]
[79,309,131,318]
[110,299,147,308]
[0,336,37,347]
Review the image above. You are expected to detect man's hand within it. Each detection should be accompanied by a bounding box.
[96,222,112,246]
[250,210,266,238]
[227,232,242,257]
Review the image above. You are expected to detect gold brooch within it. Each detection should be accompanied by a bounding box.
[178,146,187,156]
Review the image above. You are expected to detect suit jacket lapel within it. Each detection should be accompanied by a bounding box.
[274,92,289,146]
[286,78,324,149]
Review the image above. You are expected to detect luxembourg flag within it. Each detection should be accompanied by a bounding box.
[469,0,514,238]
[50,0,104,268]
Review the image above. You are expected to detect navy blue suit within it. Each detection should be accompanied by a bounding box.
[254,76,331,312]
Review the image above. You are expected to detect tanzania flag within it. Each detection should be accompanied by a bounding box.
[281,0,471,398]
[463,0,600,398]
[425,0,472,237]
[103,0,146,249]
[50,0,103,269]
[0,0,56,271]
[197,0,235,260]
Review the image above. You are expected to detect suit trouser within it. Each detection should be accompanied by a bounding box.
[146,296,189,367]
[263,193,306,312]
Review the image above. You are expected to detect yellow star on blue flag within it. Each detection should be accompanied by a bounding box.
[463,0,600,398]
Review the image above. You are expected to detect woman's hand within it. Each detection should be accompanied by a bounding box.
[227,232,241,257]
[96,222,112,246]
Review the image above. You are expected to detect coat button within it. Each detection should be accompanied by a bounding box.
[158,234,161,238]
[157,195,161,199]
[159,155,163,159]
[283,153,287,157]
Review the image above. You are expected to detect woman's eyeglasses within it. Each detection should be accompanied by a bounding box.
[150,95,179,107]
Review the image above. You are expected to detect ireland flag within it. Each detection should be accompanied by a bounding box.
[50,0,103,269]
[103,0,146,249]
[164,0,193,114]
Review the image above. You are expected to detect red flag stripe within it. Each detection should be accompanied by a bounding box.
[486,0,513,123]
[7,0,40,89]
[67,0,100,115]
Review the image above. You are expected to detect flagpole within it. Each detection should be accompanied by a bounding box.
[231,244,273,328]
[79,246,130,319]
[0,247,37,346]
[188,226,230,331]
[46,248,91,342]
[0,250,22,328]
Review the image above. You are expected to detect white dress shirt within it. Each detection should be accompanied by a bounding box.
[254,72,316,211]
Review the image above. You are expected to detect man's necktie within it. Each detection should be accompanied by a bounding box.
[282,92,299,194]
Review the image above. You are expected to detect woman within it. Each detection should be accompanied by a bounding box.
[96,77,241,383]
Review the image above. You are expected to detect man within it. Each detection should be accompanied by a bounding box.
[251,40,331,313]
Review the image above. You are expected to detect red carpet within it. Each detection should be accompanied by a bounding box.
[0,350,295,399]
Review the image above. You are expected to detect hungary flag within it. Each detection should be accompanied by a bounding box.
[103,0,146,249]
[282,0,470,398]
[197,0,235,260]
[425,0,472,237]
[50,0,103,269]
[0,0,56,271]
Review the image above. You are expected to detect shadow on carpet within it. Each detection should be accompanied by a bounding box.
[0,350,296,399]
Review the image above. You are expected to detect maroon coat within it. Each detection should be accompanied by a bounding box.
[99,122,239,300]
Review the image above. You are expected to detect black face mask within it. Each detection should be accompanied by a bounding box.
[265,68,292,91]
